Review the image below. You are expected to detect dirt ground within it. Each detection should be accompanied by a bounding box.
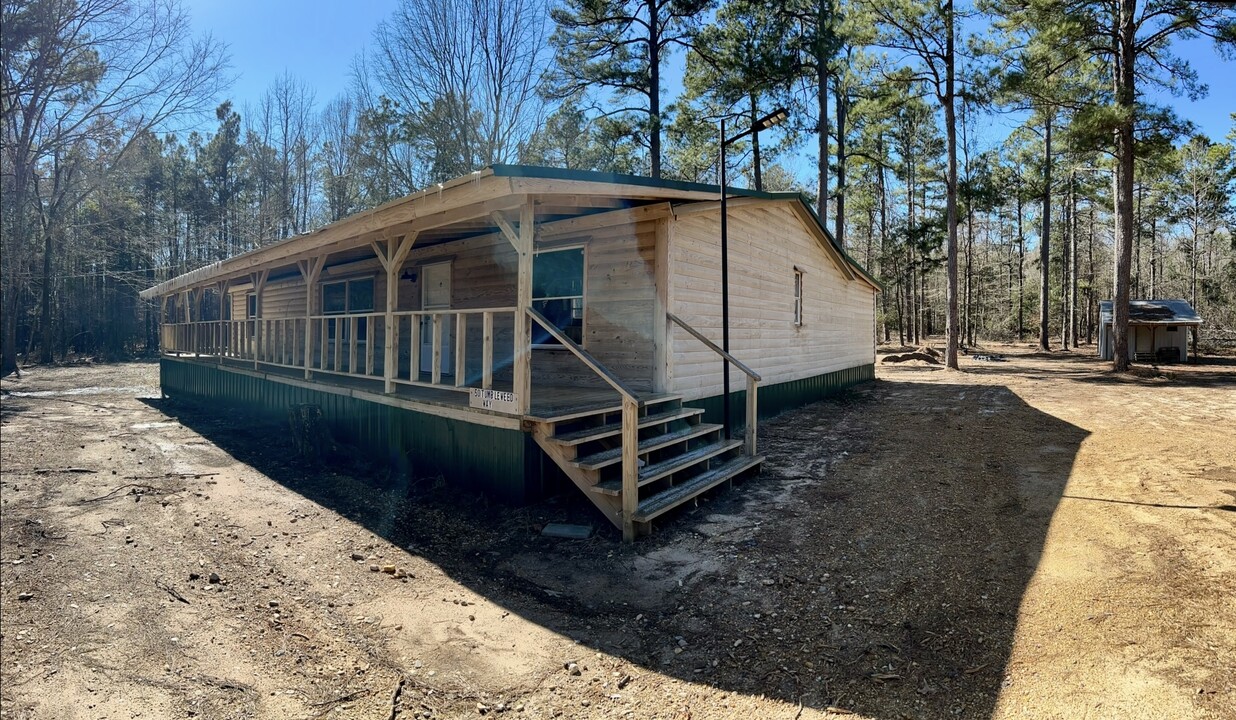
[2,344,1234,720]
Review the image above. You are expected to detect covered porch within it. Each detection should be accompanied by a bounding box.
[144,167,764,541]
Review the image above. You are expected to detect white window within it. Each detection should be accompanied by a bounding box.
[532,246,585,346]
[794,268,805,327]
[246,293,257,319]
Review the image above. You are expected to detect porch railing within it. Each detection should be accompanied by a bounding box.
[527,306,644,542]
[159,306,517,395]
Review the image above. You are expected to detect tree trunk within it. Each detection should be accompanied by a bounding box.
[835,86,847,249]
[1070,174,1079,346]
[1060,187,1070,350]
[648,0,662,179]
[751,95,762,191]
[1016,179,1025,342]
[943,0,960,369]
[1039,112,1052,352]
[817,55,829,222]
[1111,0,1135,372]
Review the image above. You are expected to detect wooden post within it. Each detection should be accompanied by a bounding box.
[745,376,758,456]
[482,311,494,390]
[408,314,420,382]
[455,313,466,387]
[182,290,194,355]
[653,217,672,393]
[217,280,228,362]
[349,316,359,373]
[159,296,169,353]
[431,313,443,385]
[297,257,325,379]
[374,233,416,392]
[621,396,639,543]
[514,201,535,414]
[251,270,269,370]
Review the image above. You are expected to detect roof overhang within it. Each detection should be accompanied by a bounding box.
[141,165,881,299]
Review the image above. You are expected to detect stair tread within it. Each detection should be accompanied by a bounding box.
[572,423,723,471]
[591,439,743,496]
[633,455,765,522]
[551,407,705,446]
[525,393,683,423]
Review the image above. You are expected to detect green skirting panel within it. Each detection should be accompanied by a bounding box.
[159,358,547,503]
[685,363,875,430]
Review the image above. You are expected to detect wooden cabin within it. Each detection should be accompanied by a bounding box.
[142,166,880,540]
[1098,299,1202,363]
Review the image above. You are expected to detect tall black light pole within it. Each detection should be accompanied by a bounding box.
[719,107,788,439]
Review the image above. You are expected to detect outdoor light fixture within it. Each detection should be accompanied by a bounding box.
[718,107,788,440]
[401,269,418,282]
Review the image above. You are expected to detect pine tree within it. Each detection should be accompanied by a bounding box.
[548,0,712,179]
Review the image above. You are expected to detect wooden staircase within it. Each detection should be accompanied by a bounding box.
[525,308,764,541]
[530,394,764,538]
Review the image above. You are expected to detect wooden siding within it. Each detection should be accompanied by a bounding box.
[533,219,658,392]
[668,202,876,401]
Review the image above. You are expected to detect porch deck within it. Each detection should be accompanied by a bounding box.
[177,353,638,423]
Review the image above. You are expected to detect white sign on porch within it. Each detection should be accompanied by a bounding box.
[469,388,520,414]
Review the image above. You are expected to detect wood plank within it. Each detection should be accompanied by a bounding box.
[482,311,494,390]
[632,455,764,523]
[592,439,742,496]
[621,398,639,543]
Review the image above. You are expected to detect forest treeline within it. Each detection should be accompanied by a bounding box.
[2,0,1234,375]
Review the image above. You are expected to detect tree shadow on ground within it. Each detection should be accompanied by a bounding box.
[143,372,1087,719]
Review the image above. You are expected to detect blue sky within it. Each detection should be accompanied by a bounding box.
[186,0,1234,152]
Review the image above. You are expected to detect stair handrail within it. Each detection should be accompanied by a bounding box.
[667,312,761,456]
[527,307,643,542]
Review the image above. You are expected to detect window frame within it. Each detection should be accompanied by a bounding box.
[246,292,258,319]
[793,266,805,327]
[321,275,376,343]
[531,244,586,349]
[320,276,376,315]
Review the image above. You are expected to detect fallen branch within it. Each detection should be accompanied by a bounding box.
[308,688,371,708]
[34,467,96,474]
[155,579,190,605]
[125,472,219,480]
[77,484,157,504]
[387,678,406,720]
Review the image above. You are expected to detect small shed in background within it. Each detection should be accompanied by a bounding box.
[1099,299,1202,363]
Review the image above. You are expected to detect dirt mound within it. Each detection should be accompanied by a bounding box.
[882,351,943,365]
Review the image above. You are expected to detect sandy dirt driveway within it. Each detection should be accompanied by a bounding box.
[1,347,1233,720]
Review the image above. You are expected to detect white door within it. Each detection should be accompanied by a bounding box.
[420,262,452,375]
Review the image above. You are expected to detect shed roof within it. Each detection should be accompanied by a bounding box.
[140,165,879,299]
[1099,299,1202,325]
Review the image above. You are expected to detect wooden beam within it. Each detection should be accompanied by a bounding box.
[538,202,671,239]
[250,269,269,369]
[621,397,639,543]
[513,199,534,414]
[384,232,417,393]
[653,217,671,393]
[298,255,326,379]
[490,211,520,251]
